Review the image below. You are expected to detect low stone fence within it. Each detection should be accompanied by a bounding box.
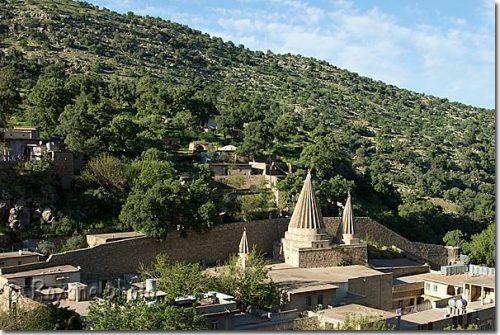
[374,265,430,278]
[1,217,455,280]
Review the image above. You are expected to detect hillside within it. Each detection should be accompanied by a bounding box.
[0,0,494,248]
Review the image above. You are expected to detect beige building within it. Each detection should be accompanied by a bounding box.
[393,270,495,311]
[267,263,392,311]
[0,251,41,268]
[315,303,398,329]
[0,265,80,293]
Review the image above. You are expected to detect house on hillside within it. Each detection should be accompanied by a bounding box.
[0,251,41,269]
[1,127,40,161]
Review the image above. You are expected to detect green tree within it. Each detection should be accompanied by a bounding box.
[316,175,354,214]
[338,315,395,330]
[87,293,205,330]
[463,224,495,267]
[292,314,394,330]
[215,249,282,311]
[81,154,131,216]
[58,93,115,155]
[443,323,479,330]
[276,169,307,210]
[24,72,69,136]
[299,136,352,179]
[119,150,217,238]
[442,229,467,250]
[60,235,85,252]
[0,304,82,330]
[0,67,21,127]
[145,255,211,301]
[238,121,273,159]
[105,114,148,157]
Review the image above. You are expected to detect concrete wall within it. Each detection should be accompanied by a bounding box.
[286,289,336,312]
[0,217,456,281]
[4,271,81,289]
[403,305,496,330]
[424,281,458,299]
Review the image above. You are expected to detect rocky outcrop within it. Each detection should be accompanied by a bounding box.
[8,203,31,232]
[41,208,56,223]
[0,187,59,233]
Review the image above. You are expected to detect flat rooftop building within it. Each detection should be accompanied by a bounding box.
[267,263,393,311]
[0,265,81,289]
[316,303,398,329]
[0,251,41,268]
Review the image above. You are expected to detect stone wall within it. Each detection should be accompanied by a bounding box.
[297,244,367,268]
[324,217,459,269]
[374,265,430,278]
[1,216,455,281]
[347,273,393,310]
[1,219,289,281]
[214,175,266,189]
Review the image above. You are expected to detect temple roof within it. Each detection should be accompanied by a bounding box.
[342,192,354,235]
[287,172,324,230]
[239,228,249,254]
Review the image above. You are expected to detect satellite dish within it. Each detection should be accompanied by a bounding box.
[448,298,456,308]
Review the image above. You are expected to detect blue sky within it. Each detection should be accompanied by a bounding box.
[90,0,494,108]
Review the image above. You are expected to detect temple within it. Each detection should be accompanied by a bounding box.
[341,192,360,245]
[238,228,250,270]
[276,172,367,268]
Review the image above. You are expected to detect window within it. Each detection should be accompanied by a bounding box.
[425,283,430,290]
[317,294,323,305]
[306,296,312,307]
[409,298,415,306]
[433,284,438,292]
[10,301,17,313]
[211,320,219,330]
[24,277,32,288]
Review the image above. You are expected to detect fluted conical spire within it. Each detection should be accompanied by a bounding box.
[239,228,249,254]
[288,171,324,230]
[342,192,354,235]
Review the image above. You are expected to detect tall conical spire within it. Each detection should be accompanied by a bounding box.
[239,228,249,254]
[342,192,354,235]
[287,171,324,230]
[342,192,359,245]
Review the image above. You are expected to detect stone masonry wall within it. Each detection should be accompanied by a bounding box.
[297,244,368,268]
[1,219,289,281]
[374,265,430,278]
[347,273,393,310]
[323,217,459,269]
[1,217,455,280]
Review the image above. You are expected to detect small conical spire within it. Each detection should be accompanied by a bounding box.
[287,170,324,230]
[239,228,249,254]
[342,192,354,235]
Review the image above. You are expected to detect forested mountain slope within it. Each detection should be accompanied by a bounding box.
[0,0,494,255]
